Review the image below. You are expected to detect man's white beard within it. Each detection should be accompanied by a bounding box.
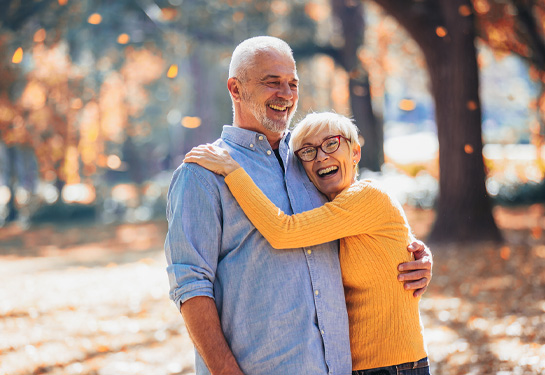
[242,91,296,134]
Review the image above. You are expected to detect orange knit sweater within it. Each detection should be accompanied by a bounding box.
[224,168,427,370]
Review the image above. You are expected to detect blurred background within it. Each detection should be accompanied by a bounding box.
[0,0,544,374]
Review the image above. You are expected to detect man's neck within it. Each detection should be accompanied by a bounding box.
[232,122,284,149]
[267,135,282,150]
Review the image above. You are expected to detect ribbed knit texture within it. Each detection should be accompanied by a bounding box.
[224,168,427,370]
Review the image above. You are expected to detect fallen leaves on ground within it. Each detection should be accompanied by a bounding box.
[0,205,544,375]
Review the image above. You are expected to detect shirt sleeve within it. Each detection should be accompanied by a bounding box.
[165,163,222,310]
[224,167,407,249]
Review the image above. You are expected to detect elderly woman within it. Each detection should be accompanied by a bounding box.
[184,112,430,375]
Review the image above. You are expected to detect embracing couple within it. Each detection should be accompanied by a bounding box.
[165,36,433,375]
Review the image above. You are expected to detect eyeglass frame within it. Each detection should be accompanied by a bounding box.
[294,135,351,162]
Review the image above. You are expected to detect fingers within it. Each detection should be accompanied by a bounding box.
[398,257,432,297]
[403,277,428,290]
[401,274,429,298]
[398,269,430,282]
[398,258,432,273]
[412,286,427,298]
[407,240,425,252]
[184,144,219,163]
[183,149,206,163]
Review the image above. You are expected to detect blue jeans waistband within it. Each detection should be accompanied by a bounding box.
[352,357,430,375]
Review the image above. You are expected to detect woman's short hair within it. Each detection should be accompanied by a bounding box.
[290,112,360,152]
[229,36,294,83]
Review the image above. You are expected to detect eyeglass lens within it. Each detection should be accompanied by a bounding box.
[298,136,341,161]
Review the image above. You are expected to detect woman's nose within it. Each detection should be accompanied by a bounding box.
[315,148,329,162]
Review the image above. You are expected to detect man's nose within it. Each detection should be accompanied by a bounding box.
[277,81,293,99]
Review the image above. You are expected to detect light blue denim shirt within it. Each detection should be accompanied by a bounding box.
[165,126,352,375]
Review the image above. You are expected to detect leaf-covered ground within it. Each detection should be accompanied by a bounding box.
[1,205,544,375]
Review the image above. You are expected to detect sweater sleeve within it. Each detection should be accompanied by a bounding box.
[224,167,400,249]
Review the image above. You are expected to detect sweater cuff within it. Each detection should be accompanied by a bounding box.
[224,167,250,193]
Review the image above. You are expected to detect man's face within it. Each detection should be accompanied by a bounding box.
[238,51,299,134]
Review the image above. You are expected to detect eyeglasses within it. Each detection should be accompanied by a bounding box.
[294,135,351,162]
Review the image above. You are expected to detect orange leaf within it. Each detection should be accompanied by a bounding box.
[500,246,510,260]
[97,345,110,353]
[531,226,542,239]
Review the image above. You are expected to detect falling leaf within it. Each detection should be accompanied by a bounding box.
[12,47,23,64]
[458,5,472,16]
[167,64,178,78]
[436,26,447,38]
[182,116,201,128]
[117,33,130,44]
[399,99,416,111]
[34,29,46,43]
[88,13,102,25]
[467,100,478,110]
[500,246,510,260]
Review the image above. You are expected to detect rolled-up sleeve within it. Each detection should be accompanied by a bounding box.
[165,163,222,310]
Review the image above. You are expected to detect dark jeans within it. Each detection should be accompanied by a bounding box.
[352,357,431,375]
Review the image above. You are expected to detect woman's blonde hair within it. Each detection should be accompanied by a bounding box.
[290,112,361,176]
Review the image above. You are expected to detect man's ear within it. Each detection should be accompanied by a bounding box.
[228,78,242,102]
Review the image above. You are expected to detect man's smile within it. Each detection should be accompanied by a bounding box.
[268,104,288,111]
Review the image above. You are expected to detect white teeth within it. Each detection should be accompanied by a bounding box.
[269,104,287,111]
[318,166,338,176]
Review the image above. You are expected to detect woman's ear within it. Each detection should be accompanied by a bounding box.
[227,77,242,102]
[353,143,361,164]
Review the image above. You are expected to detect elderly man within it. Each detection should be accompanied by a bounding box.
[165,36,432,375]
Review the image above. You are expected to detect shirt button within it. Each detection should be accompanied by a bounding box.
[258,136,264,141]
[267,150,272,155]
[307,250,312,255]
[250,144,254,148]
[315,290,319,296]
[321,329,325,335]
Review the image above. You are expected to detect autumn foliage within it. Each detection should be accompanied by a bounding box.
[1,206,544,374]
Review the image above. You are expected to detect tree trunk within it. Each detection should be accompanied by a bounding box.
[375,0,502,243]
[332,0,383,171]
[350,76,383,171]
[6,146,18,223]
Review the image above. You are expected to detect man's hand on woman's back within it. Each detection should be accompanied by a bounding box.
[398,240,433,297]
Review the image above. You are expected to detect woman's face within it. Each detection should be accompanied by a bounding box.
[299,128,360,201]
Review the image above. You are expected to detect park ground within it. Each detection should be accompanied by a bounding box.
[0,205,544,375]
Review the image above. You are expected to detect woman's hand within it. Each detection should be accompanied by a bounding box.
[184,144,240,177]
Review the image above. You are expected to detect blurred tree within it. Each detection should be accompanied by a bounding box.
[290,0,384,171]
[0,0,172,222]
[331,0,383,171]
[473,0,545,173]
[374,0,502,243]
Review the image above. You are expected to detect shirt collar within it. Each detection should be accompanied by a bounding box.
[221,125,291,151]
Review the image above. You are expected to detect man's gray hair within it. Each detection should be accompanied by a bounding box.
[229,36,294,82]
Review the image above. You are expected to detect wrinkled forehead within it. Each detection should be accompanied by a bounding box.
[248,50,297,79]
